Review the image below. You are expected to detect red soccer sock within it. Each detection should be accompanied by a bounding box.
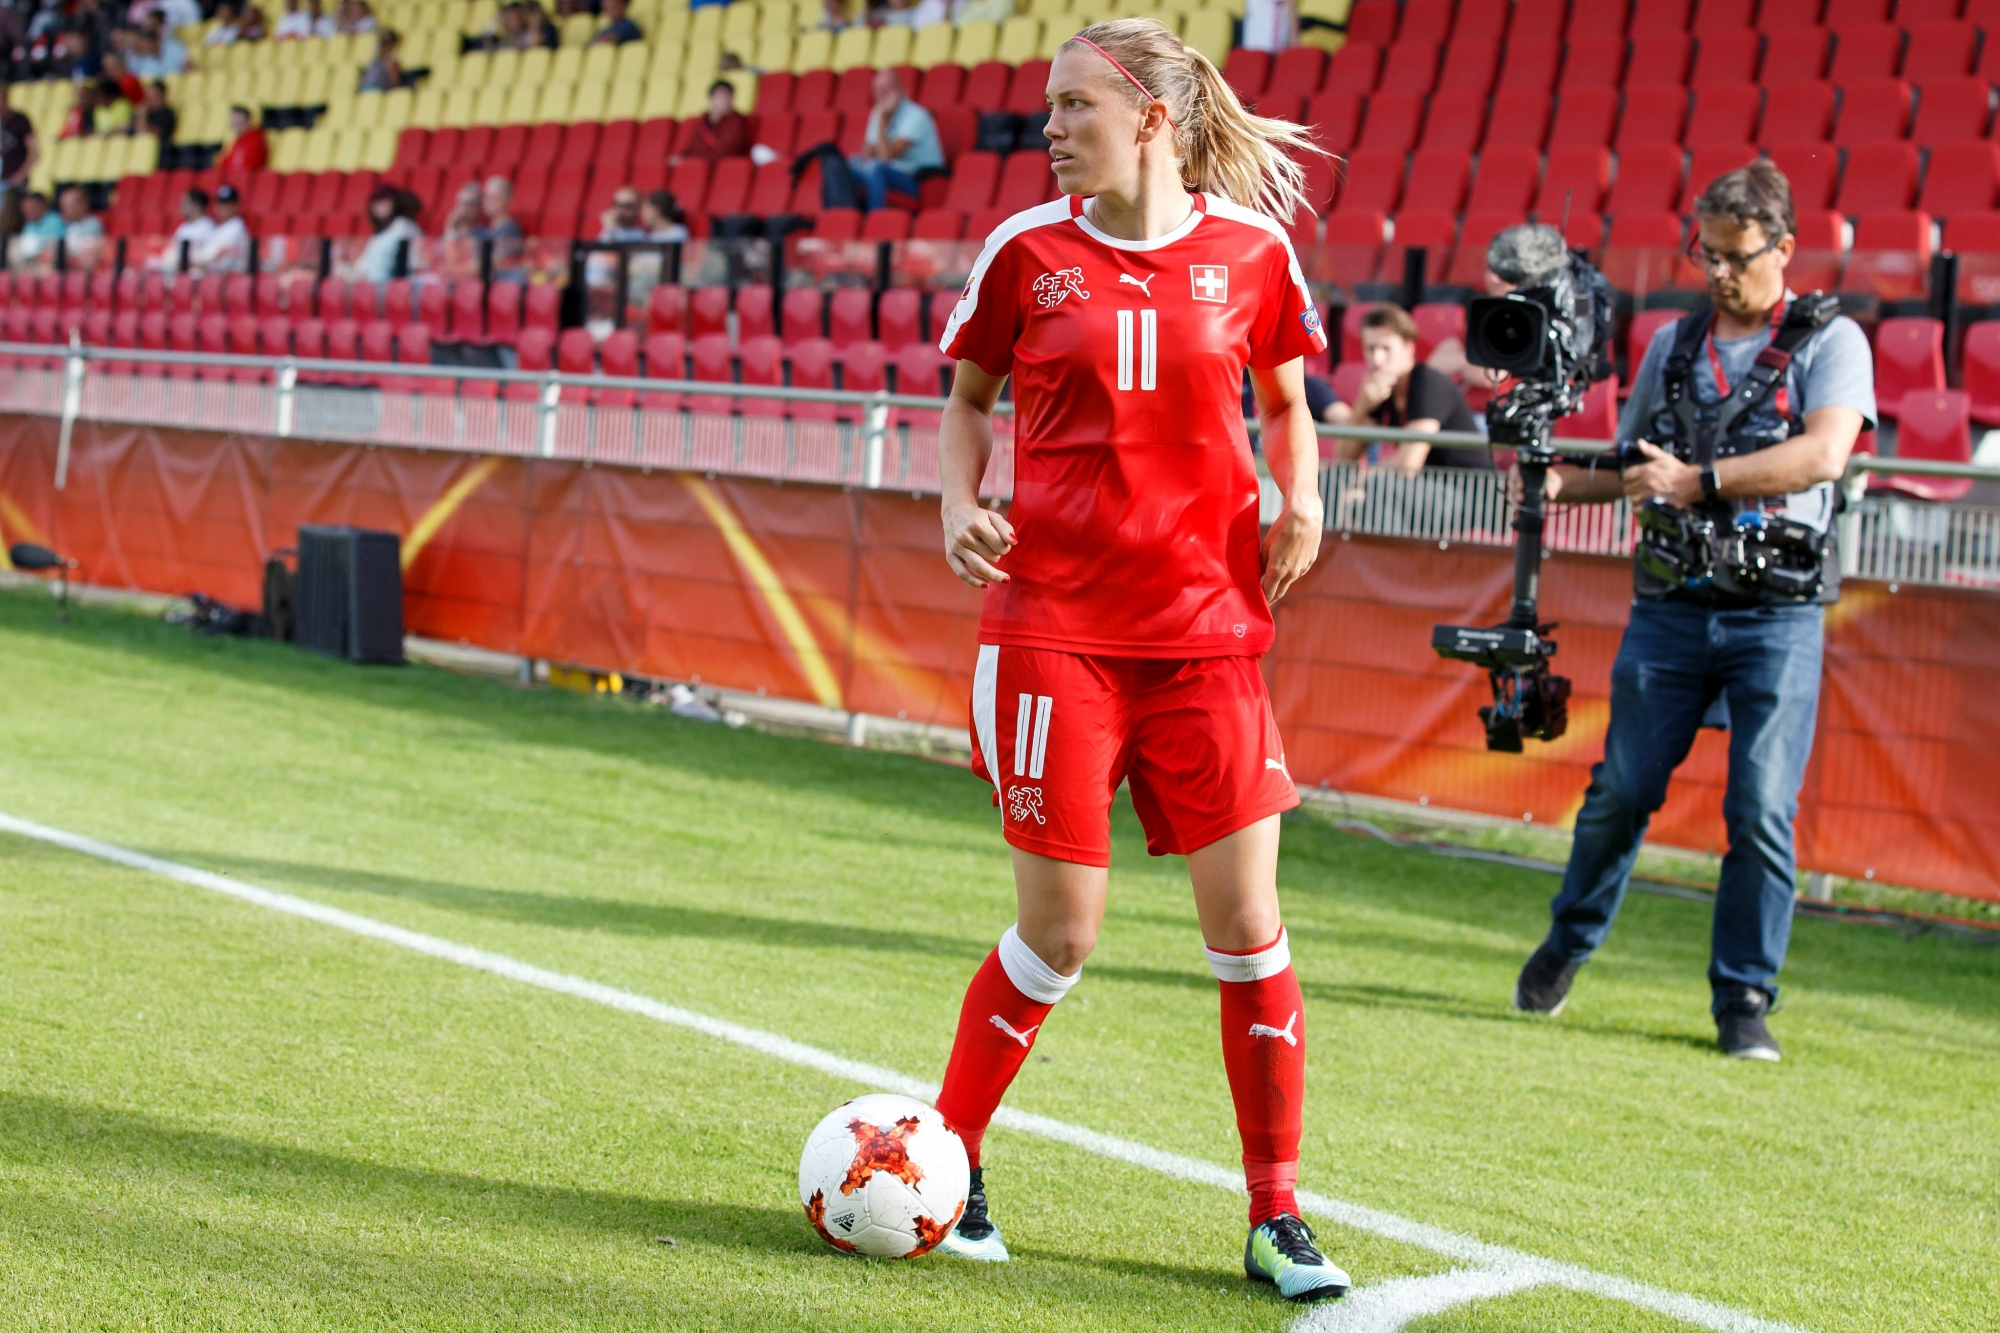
[935,926,1079,1167]
[1209,930,1306,1226]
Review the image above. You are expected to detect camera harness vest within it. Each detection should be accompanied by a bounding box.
[1636,292,1844,603]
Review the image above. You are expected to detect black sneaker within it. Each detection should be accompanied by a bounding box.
[1513,941,1582,1015]
[1715,984,1782,1061]
[1245,1212,1351,1301]
[934,1165,1008,1261]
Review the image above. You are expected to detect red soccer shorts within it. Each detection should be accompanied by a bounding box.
[968,645,1300,867]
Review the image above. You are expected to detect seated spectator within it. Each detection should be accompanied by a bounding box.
[163,187,215,266]
[48,27,99,82]
[335,0,376,36]
[474,174,525,276]
[442,179,483,239]
[215,105,267,170]
[357,183,424,282]
[480,1,525,50]
[598,187,647,241]
[205,0,246,44]
[101,51,144,108]
[590,0,640,44]
[880,0,918,23]
[358,28,401,90]
[93,78,134,135]
[60,82,98,139]
[674,80,748,164]
[273,0,317,39]
[0,81,36,228]
[15,191,65,260]
[642,189,689,242]
[135,80,176,142]
[58,185,105,247]
[849,68,942,212]
[1326,303,1493,472]
[126,25,190,76]
[520,3,558,48]
[953,0,1014,21]
[190,183,251,274]
[152,0,205,30]
[907,0,949,26]
[817,0,848,28]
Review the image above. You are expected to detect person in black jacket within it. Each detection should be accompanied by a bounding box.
[1325,302,1493,472]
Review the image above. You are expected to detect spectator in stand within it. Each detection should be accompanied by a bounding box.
[134,79,176,142]
[15,191,65,260]
[597,186,647,241]
[357,182,423,282]
[849,67,942,211]
[590,0,640,45]
[906,0,948,27]
[358,28,401,90]
[642,189,688,242]
[204,0,250,45]
[0,81,37,235]
[190,183,251,273]
[520,3,558,48]
[1325,303,1492,472]
[442,179,483,239]
[145,0,205,32]
[126,24,189,76]
[101,50,143,107]
[276,0,336,39]
[215,105,267,170]
[817,0,848,29]
[60,81,99,139]
[672,79,748,164]
[335,0,376,36]
[879,0,917,24]
[48,27,99,82]
[93,77,133,134]
[163,187,214,266]
[58,185,104,248]
[953,0,1014,23]
[480,0,525,49]
[474,174,525,276]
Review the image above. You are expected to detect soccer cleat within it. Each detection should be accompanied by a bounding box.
[933,1166,1010,1261]
[1244,1213,1350,1302]
[1715,984,1782,1061]
[1514,941,1582,1015]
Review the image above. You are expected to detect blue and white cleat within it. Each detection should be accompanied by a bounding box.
[1245,1214,1350,1302]
[933,1166,1010,1262]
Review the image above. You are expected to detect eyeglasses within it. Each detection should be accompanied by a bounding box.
[1684,234,1784,274]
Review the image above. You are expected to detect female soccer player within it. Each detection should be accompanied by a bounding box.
[927,18,1346,1302]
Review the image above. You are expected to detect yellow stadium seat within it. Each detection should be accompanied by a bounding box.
[1207,0,1246,14]
[567,79,607,122]
[689,3,722,44]
[996,14,1042,61]
[828,24,873,71]
[1026,0,1069,17]
[71,137,104,183]
[1179,8,1229,62]
[299,129,335,172]
[473,82,509,123]
[380,86,414,129]
[537,81,574,121]
[755,29,795,71]
[791,27,832,71]
[675,81,709,117]
[561,13,595,44]
[428,44,462,85]
[606,79,645,120]
[127,133,161,176]
[722,66,757,111]
[579,43,614,84]
[465,0,497,35]
[271,37,303,67]
[612,41,649,83]
[329,127,366,171]
[296,62,333,105]
[683,40,721,83]
[952,19,998,65]
[872,23,912,66]
[362,125,400,170]
[1108,0,1158,15]
[454,49,491,86]
[722,3,757,52]
[1035,17,1075,56]
[326,33,356,65]
[410,83,446,128]
[652,4,689,44]
[489,47,521,86]
[520,45,552,84]
[638,77,679,119]
[199,101,235,142]
[908,21,953,67]
[348,90,385,128]
[503,80,543,122]
[1298,26,1344,53]
[439,83,477,127]
[1297,0,1350,20]
[269,127,306,170]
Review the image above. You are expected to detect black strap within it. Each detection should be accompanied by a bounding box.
[1661,305,1716,464]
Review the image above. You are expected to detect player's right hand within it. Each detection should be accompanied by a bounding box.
[942,501,1016,587]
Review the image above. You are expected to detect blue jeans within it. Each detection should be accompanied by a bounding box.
[1545,597,1825,1006]
[849,159,921,212]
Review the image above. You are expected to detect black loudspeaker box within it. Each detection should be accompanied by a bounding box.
[295,525,405,665]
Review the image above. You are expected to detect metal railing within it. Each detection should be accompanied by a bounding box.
[4,340,1998,588]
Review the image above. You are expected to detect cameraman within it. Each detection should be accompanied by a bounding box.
[1508,163,1873,1060]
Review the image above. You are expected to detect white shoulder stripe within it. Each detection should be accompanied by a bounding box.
[1202,194,1316,314]
[937,198,1076,357]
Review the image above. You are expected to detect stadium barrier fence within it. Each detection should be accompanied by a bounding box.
[0,341,1995,901]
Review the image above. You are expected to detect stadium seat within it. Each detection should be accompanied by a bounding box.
[736,336,786,419]
[1466,147,1541,215]
[1437,37,1500,95]
[557,328,596,381]
[1960,322,2000,425]
[1759,27,1829,82]
[317,277,348,320]
[1682,144,1762,210]
[1325,41,1384,95]
[642,333,686,409]
[1871,389,1973,501]
[912,209,966,240]
[1536,146,1612,217]
[1320,210,1387,287]
[1827,22,1902,84]
[814,209,863,241]
[737,285,778,343]
[917,64,964,109]
[1446,211,1524,286]
[648,284,687,337]
[1266,47,1328,101]
[993,153,1056,212]
[511,328,556,399]
[1418,89,1486,152]
[1400,0,1457,43]
[1844,211,1933,298]
[1762,82,1835,144]
[1900,21,1978,84]
[1834,78,1912,145]
[1758,0,1823,26]
[782,287,826,344]
[1615,86,1689,147]
[1766,142,1840,208]
[1917,141,2000,217]
[1873,316,1947,409]
[1600,212,1686,293]
[384,280,413,328]
[1552,375,1620,439]
[1546,87,1619,148]
[1605,143,1686,214]
[1224,48,1272,101]
[830,288,873,349]
[1304,92,1363,154]
[1402,148,1471,212]
[1690,30,1760,86]
[1481,89,1552,150]
[479,283,517,346]
[1824,0,1889,20]
[1836,141,1919,214]
[893,341,950,407]
[1786,209,1848,291]
[1626,33,1694,87]
[1335,147,1404,213]
[1910,78,1993,147]
[418,284,447,340]
[1560,36,1629,90]
[1345,0,1400,44]
[689,286,732,341]
[1382,211,1456,284]
[841,341,888,398]
[1380,42,1442,96]
[708,159,755,218]
[1626,307,1683,368]
[1453,0,1510,42]
[1410,302,1466,363]
[1566,0,1627,38]
[1357,92,1423,152]
[944,152,1001,214]
[878,289,921,350]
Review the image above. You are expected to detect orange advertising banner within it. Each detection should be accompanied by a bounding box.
[2,416,1995,901]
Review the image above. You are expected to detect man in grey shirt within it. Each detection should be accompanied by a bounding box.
[1509,163,1874,1061]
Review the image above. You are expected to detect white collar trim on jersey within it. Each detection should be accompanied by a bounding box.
[1070,193,1208,251]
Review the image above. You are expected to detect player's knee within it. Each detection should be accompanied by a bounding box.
[1001,922,1090,995]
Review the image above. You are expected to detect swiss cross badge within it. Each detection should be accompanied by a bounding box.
[1190,265,1229,303]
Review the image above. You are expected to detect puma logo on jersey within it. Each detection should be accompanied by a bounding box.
[989,1015,1041,1047]
[1265,756,1289,778]
[1033,267,1090,307]
[1118,272,1154,297]
[1248,1011,1299,1046]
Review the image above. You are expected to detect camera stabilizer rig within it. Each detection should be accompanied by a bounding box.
[1429,254,1613,752]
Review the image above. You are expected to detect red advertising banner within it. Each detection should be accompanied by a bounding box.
[2,416,1995,901]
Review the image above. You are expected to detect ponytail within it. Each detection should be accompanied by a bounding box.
[1062,19,1325,224]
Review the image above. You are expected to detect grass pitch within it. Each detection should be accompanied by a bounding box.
[0,587,1995,1332]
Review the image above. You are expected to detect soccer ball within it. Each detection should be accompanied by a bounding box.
[798,1093,969,1258]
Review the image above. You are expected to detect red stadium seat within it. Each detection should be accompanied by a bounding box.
[648,283,686,336]
[489,125,527,171]
[689,285,731,340]
[1627,32,1693,86]
[966,208,1010,242]
[1844,211,1933,297]
[961,61,1010,112]
[1836,140,1919,213]
[1761,81,1835,144]
[418,282,447,337]
[1834,78,1912,144]
[1304,92,1363,153]
[760,70,797,113]
[1626,307,1684,369]
[1682,143,1762,209]
[291,316,325,362]
[1319,210,1386,286]
[1565,0,1625,38]
[1560,35,1628,89]
[1920,141,2000,217]
[1781,208,1847,291]
[684,331,733,415]
[512,328,555,397]
[1382,211,1456,283]
[1335,147,1404,212]
[830,68,873,119]
[1398,0,1455,42]
[1758,0,1823,26]
[1615,86,1689,146]
[1466,146,1541,214]
[468,282,506,345]
[1960,322,2000,425]
[841,341,888,399]
[1545,87,1618,149]
[384,279,413,327]
[1265,47,1328,100]
[923,290,957,345]
[1605,143,1686,214]
[1379,41,1442,95]
[1402,147,1471,211]
[1873,316,1947,408]
[317,277,348,319]
[861,209,911,242]
[1827,22,1901,84]
[1324,41,1383,95]
[1409,302,1465,363]
[1909,79,1992,147]
[642,332,686,409]
[1437,37,1500,95]
[736,283,777,343]
[784,337,837,422]
[782,287,826,343]
[1759,27,1830,81]
[524,284,561,337]
[1601,212,1685,292]
[707,157,754,218]
[944,151,1000,213]
[1900,20,1977,84]
[1357,91,1423,152]
[878,288,921,350]
[893,341,949,405]
[1482,88,1551,149]
[1632,0,1692,33]
[1453,0,1509,41]
[830,287,872,348]
[1945,211,2000,302]
[737,335,786,417]
[1536,146,1612,216]
[745,163,792,216]
[813,207,862,240]
[556,327,595,379]
[1825,0,1889,20]
[1223,48,1271,100]
[1552,375,1619,439]
[993,153,1055,212]
[917,63,964,109]
[1871,389,1972,501]
[1419,89,1487,151]
[1691,30,1759,87]
[668,159,712,217]
[594,328,638,407]
[1345,0,1399,45]
[634,117,674,164]
[1766,142,1840,208]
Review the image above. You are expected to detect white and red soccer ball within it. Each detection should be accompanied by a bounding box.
[798,1093,969,1258]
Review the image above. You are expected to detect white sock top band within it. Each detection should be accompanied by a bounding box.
[1205,928,1291,983]
[997,924,1081,1005]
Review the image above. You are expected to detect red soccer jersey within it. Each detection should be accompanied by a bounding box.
[940,192,1326,658]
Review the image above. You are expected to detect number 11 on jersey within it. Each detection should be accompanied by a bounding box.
[1116,309,1158,392]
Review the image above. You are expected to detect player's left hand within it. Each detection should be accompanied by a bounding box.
[1260,500,1323,605]
[1621,441,1704,507]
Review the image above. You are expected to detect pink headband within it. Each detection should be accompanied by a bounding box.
[1072,36,1177,130]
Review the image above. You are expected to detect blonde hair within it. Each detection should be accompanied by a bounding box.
[1060,18,1323,223]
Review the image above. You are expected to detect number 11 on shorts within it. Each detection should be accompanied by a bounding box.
[1116,310,1157,392]
[1014,693,1052,779]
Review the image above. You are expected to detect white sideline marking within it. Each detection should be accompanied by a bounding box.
[1295,1267,1546,1332]
[0,811,1812,1333]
